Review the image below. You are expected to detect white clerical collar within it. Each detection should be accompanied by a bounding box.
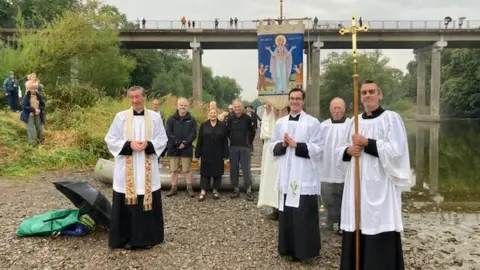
[289,111,302,117]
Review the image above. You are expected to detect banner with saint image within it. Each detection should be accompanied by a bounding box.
[256,21,305,109]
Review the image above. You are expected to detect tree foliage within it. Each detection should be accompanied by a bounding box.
[319,50,404,117]
[0,0,135,106]
[0,0,242,108]
[399,49,480,118]
[319,48,480,119]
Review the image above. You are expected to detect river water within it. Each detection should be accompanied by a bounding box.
[404,119,480,212]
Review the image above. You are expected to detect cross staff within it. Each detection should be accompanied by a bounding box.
[339,16,369,270]
[339,16,369,59]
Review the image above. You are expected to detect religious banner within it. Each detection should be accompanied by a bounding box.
[256,21,305,109]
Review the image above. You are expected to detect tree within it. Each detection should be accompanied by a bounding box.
[0,0,243,107]
[440,49,480,117]
[0,0,135,104]
[0,0,16,28]
[399,49,480,118]
[319,50,403,117]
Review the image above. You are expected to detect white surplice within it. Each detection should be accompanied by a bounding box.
[337,111,411,235]
[105,109,168,195]
[269,111,325,210]
[257,109,279,208]
[319,118,352,183]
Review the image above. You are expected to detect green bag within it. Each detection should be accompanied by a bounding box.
[16,209,87,237]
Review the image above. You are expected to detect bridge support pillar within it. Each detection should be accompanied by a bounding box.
[413,40,446,122]
[190,42,203,101]
[305,39,323,120]
[415,53,427,116]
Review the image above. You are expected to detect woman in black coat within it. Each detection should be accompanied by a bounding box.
[195,108,229,201]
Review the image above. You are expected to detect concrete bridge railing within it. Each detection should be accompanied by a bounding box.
[111,19,480,31]
[1,19,480,31]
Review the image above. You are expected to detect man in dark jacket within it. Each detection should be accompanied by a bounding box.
[3,71,20,111]
[226,99,255,201]
[165,97,197,198]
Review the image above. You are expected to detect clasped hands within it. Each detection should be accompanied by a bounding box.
[128,140,148,152]
[282,133,297,148]
[347,134,369,157]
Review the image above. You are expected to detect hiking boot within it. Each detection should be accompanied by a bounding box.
[166,188,177,197]
[230,188,240,199]
[186,187,195,198]
[245,191,254,201]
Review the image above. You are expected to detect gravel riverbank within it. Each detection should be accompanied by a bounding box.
[1,135,479,269]
[1,170,479,270]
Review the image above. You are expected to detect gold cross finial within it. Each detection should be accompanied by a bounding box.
[339,16,369,58]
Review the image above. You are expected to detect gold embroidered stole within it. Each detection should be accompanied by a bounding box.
[125,108,153,211]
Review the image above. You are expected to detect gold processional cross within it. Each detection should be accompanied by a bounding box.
[338,16,369,270]
[339,16,369,60]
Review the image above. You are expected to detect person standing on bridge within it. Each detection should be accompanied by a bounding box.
[181,16,186,28]
[337,80,410,270]
[234,17,238,29]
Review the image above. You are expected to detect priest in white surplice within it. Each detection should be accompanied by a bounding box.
[257,104,289,220]
[337,80,410,270]
[269,88,325,261]
[319,97,351,235]
[105,86,167,250]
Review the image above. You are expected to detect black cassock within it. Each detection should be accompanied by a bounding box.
[340,107,405,270]
[108,122,165,250]
[273,114,321,261]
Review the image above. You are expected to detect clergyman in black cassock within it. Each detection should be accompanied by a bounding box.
[337,80,410,270]
[269,88,325,261]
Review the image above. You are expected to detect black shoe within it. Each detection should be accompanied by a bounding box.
[267,209,278,220]
[230,188,240,199]
[245,191,254,201]
[124,244,133,250]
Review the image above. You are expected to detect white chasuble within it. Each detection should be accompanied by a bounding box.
[319,118,352,183]
[105,109,167,195]
[269,111,325,210]
[257,109,280,208]
[337,111,411,235]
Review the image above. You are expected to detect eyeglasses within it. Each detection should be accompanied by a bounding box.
[361,89,377,95]
[289,97,303,101]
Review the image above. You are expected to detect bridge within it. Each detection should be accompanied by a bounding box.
[2,19,478,121]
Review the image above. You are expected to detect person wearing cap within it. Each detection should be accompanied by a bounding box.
[3,71,20,111]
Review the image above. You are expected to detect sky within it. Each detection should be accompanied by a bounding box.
[105,0,478,101]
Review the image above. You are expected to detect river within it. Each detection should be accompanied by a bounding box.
[404,119,480,212]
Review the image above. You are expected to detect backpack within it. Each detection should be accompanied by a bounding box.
[16,209,88,237]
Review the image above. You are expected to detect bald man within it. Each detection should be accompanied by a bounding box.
[319,97,351,235]
[165,97,197,198]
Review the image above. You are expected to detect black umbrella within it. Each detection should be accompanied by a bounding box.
[52,180,112,229]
